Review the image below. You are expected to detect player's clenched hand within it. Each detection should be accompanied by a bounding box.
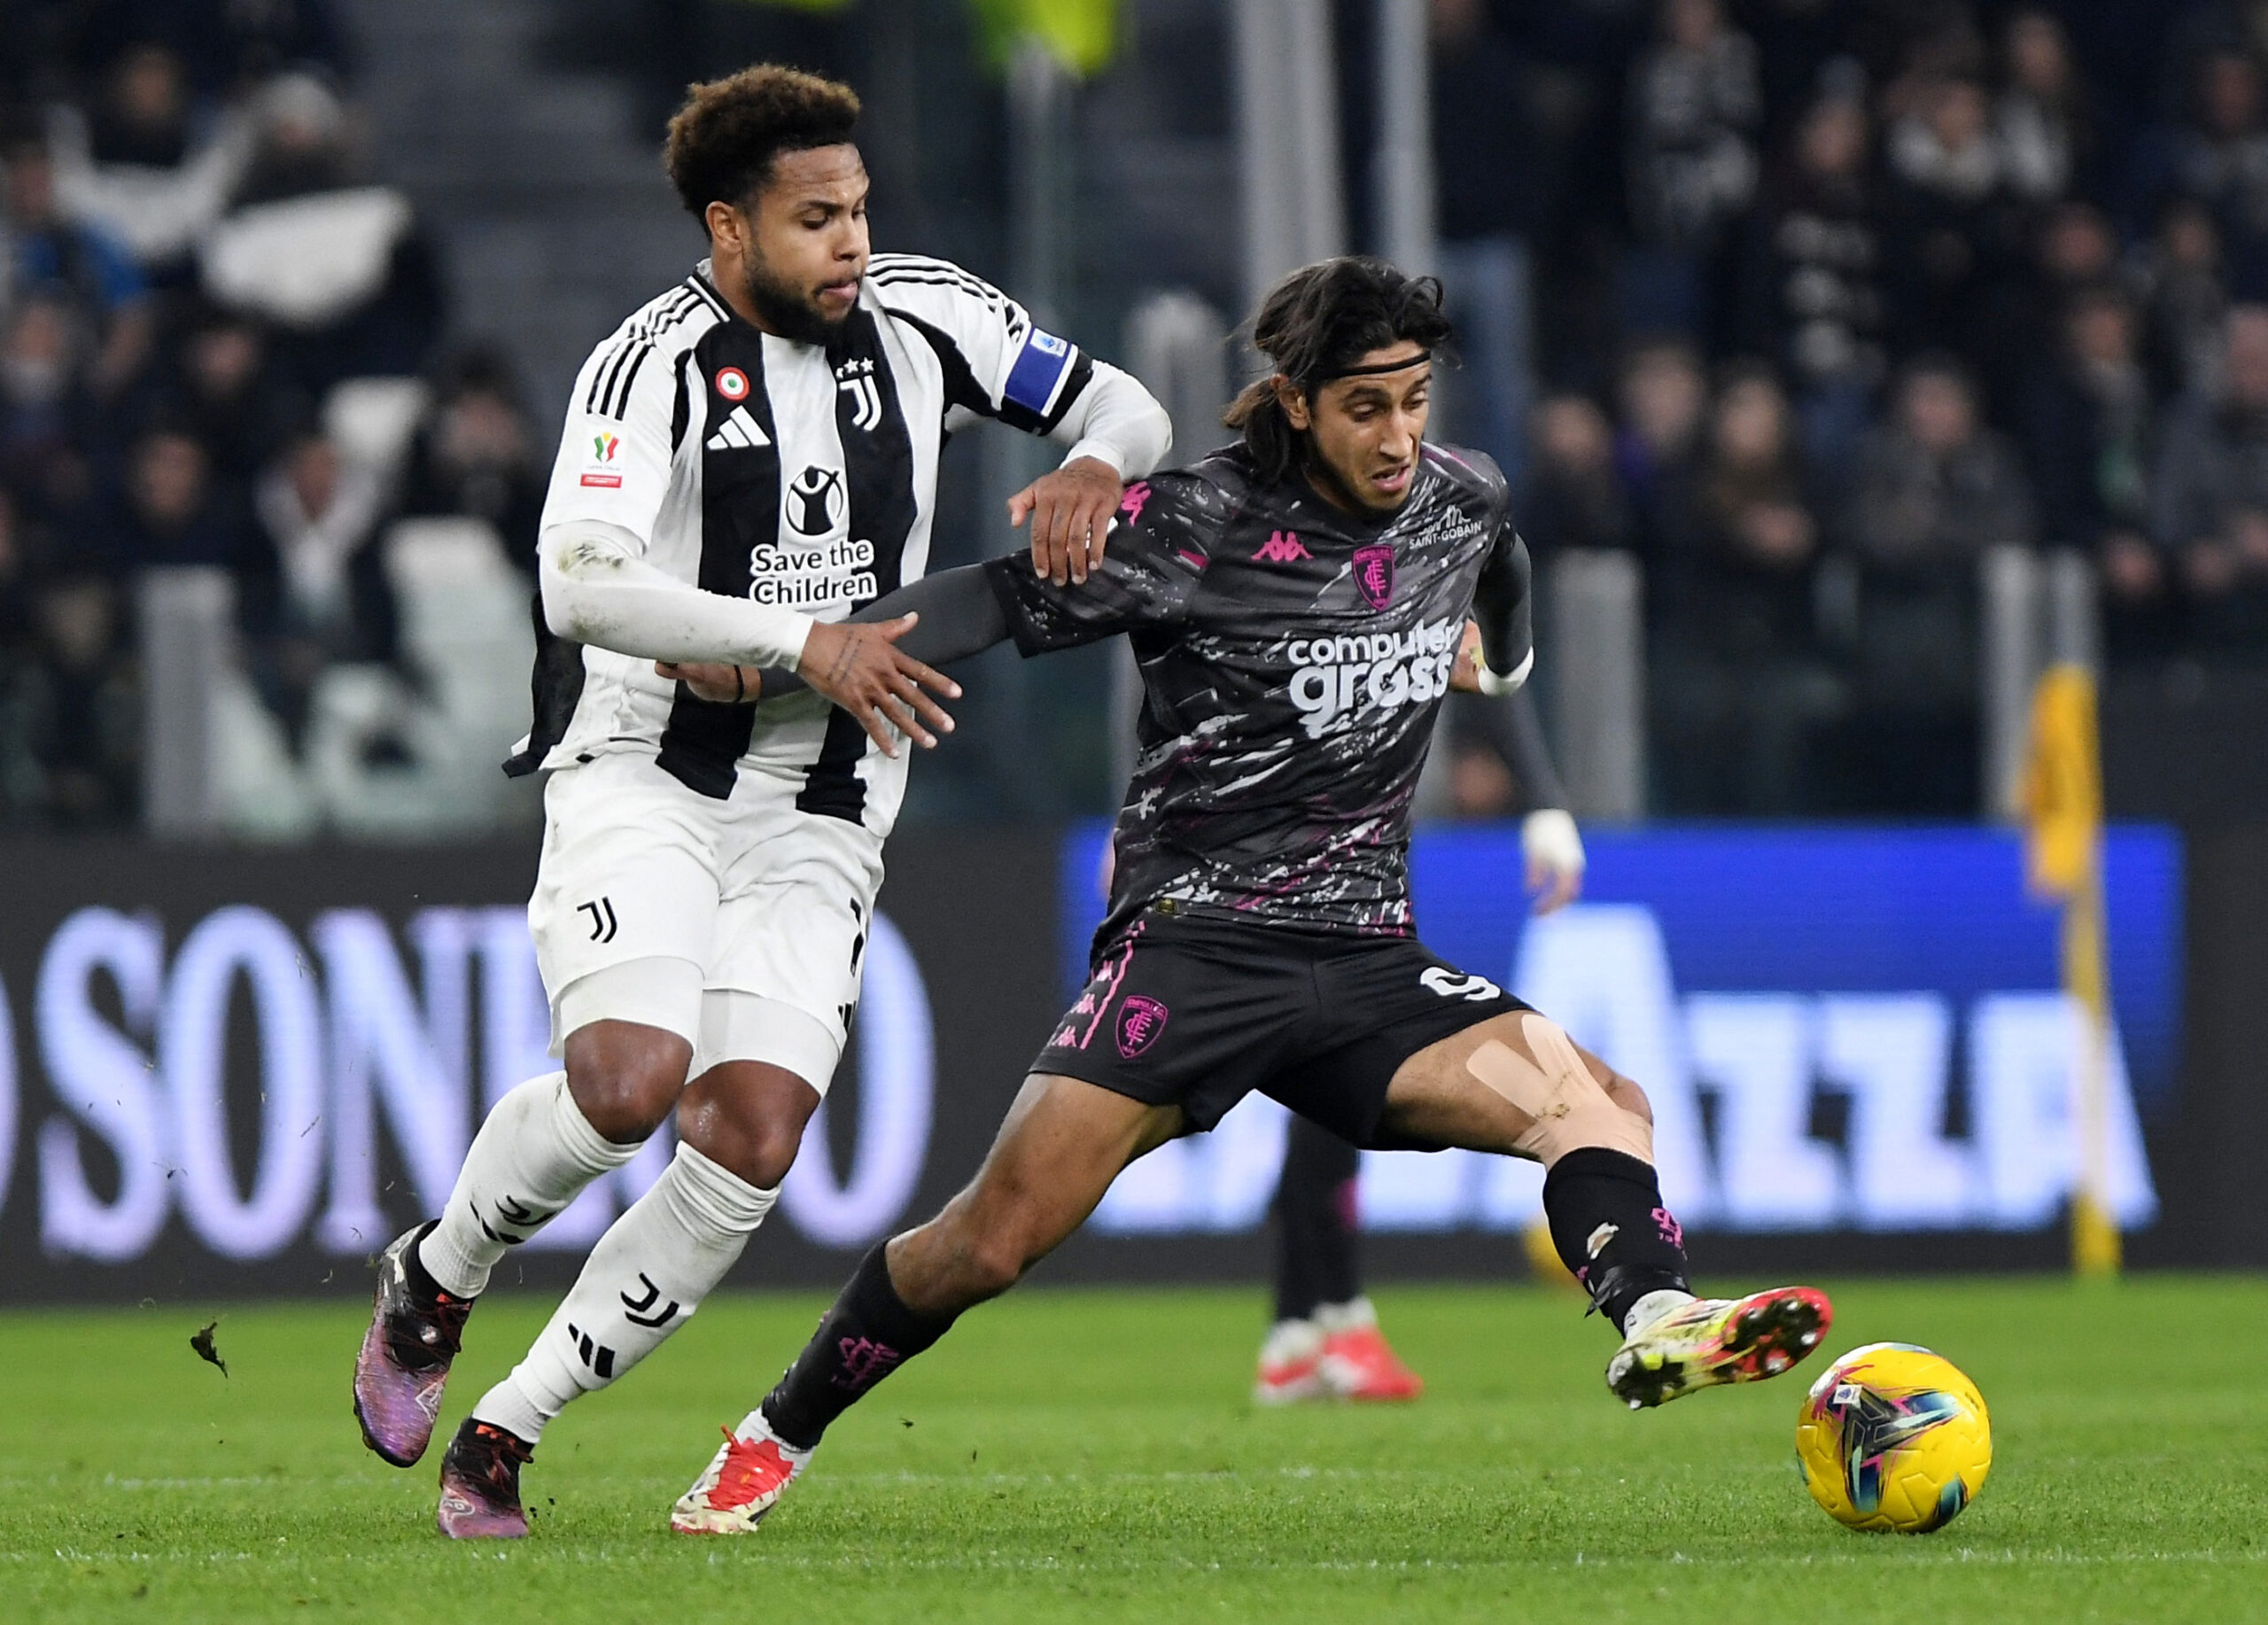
[1009,455,1122,587]
[796,615,962,757]
[1449,620,1486,693]
[655,660,756,704]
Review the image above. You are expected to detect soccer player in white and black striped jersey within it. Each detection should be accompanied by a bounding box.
[349,65,1171,1537]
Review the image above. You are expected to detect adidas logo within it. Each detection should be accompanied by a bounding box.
[705,406,770,451]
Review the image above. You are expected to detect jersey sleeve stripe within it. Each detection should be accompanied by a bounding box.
[601,342,654,419]
[579,288,703,411]
[583,340,627,411]
[593,341,640,416]
[868,252,983,280]
[868,267,1007,307]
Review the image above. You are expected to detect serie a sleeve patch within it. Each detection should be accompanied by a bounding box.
[1002,328,1074,416]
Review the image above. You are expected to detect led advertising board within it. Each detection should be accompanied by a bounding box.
[0,839,1054,1302]
[1061,825,2182,1240]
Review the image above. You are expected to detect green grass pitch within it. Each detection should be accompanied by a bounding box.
[4,1274,2264,1622]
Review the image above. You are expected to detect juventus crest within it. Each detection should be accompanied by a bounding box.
[835,356,882,432]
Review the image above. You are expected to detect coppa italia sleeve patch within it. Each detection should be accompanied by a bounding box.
[1003,328,1075,416]
[580,426,626,487]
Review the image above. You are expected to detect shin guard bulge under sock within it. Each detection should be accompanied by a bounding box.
[760,1241,958,1450]
[1541,1147,1693,1331]
[470,1143,777,1443]
[418,1071,639,1299]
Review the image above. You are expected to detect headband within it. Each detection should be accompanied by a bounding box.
[1315,348,1433,385]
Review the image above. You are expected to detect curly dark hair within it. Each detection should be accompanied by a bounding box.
[1223,257,1452,484]
[664,64,861,218]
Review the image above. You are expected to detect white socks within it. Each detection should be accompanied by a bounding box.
[418,1072,640,1299]
[471,1142,778,1444]
[1260,1318,1324,1367]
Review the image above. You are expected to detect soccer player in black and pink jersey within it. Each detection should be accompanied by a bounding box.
[1255,715,1585,1407]
[656,256,1833,1535]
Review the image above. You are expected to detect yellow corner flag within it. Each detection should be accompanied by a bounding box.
[2020,664,2119,1278]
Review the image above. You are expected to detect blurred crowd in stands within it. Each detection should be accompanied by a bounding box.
[3,0,2265,832]
[1428,0,2268,815]
[0,1,546,829]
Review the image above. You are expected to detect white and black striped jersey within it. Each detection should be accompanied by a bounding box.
[509,253,1135,836]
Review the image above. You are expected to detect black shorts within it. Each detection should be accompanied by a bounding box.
[1032,909,1530,1147]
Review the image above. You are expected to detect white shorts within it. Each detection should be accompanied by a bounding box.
[528,752,884,1094]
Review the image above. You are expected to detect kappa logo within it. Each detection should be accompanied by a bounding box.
[787,465,848,537]
[1253,530,1309,564]
[704,404,770,452]
[835,357,882,432]
[1353,543,1396,610]
[1115,994,1170,1059]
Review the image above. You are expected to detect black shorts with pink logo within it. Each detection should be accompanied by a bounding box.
[1032,908,1529,1146]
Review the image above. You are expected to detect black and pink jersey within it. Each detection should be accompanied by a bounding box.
[984,440,1523,945]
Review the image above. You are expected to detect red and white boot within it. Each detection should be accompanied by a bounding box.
[1254,1300,1424,1403]
[670,1411,812,1534]
[1315,1299,1424,1402]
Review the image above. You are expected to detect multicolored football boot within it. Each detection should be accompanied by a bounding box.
[353,1224,474,1467]
[436,1418,533,1539]
[670,1412,812,1534]
[1604,1285,1833,1410]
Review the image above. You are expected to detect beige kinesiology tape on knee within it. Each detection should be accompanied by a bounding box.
[1464,1015,1654,1165]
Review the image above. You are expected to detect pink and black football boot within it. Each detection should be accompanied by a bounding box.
[436,1418,534,1539]
[353,1223,474,1467]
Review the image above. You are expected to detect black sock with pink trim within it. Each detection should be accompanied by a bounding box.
[1541,1148,1692,1331]
[759,1242,958,1450]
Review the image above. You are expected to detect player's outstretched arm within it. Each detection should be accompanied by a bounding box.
[543,518,960,758]
[663,565,1011,749]
[540,518,816,669]
[1010,455,1126,588]
[1014,358,1171,586]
